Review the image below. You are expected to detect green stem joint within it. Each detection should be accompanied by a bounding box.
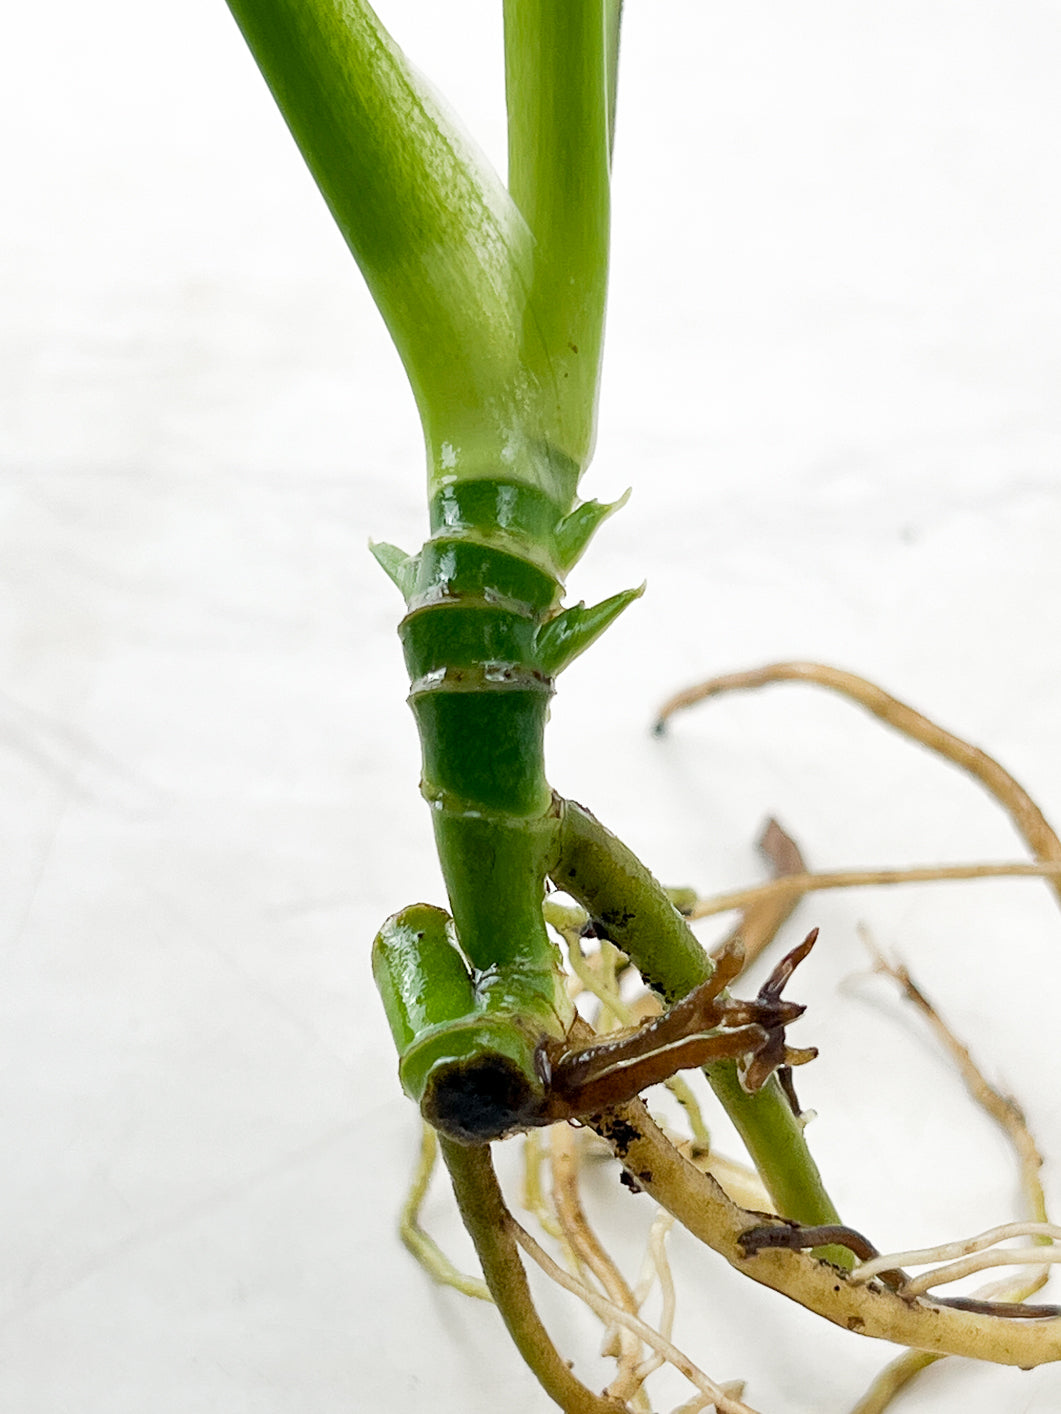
[371,476,641,1144]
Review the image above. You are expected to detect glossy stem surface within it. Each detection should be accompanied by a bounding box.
[373,466,639,1141]
[225,0,547,486]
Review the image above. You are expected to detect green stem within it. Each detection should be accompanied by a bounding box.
[504,0,615,468]
[555,798,845,1240]
[223,0,545,487]
[372,902,559,1141]
[706,1062,843,1236]
[400,532,574,1071]
[371,477,639,1142]
[225,0,622,503]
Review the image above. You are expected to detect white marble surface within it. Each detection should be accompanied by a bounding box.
[4,2,1061,1410]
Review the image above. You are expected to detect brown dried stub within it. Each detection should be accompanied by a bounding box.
[537,931,819,1123]
[738,927,820,1095]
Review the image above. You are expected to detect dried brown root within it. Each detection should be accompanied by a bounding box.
[712,818,810,974]
[549,915,713,1154]
[657,661,1061,1403]
[691,859,1061,923]
[843,946,1056,1411]
[539,934,815,1122]
[654,661,1061,906]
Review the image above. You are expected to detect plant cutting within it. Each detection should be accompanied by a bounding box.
[221,3,1061,1409]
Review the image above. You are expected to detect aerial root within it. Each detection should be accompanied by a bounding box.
[659,659,1061,1406]
[440,1137,629,1414]
[628,1207,679,1386]
[712,817,809,973]
[508,1214,762,1414]
[407,919,1061,1411]
[851,1220,1061,1294]
[737,1218,1061,1315]
[845,1349,940,1414]
[548,1122,644,1401]
[532,994,756,1410]
[690,858,1061,922]
[399,1120,492,1301]
[867,943,1050,1229]
[655,660,1061,908]
[403,661,1061,1410]
[841,944,1058,1409]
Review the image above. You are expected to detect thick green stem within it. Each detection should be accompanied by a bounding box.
[226,0,620,502]
[555,798,845,1241]
[370,473,639,1142]
[223,0,548,491]
[401,518,573,1046]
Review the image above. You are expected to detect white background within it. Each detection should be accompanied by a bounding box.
[4,2,1061,1410]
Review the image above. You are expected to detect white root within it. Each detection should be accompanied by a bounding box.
[509,1215,762,1414]
[851,1220,1061,1286]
